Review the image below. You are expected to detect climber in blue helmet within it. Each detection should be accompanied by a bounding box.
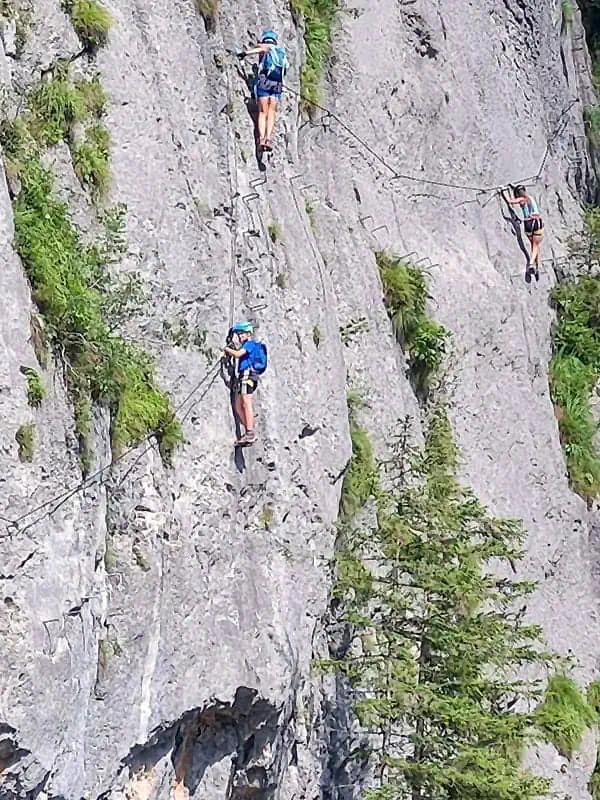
[238,30,288,152]
[224,322,268,446]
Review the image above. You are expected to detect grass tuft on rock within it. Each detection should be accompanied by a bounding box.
[550,271,600,498]
[376,250,450,396]
[28,73,87,146]
[339,395,377,519]
[73,123,110,199]
[291,0,340,109]
[13,152,182,463]
[15,422,35,462]
[535,674,597,758]
[195,0,219,30]
[22,367,45,407]
[75,77,107,117]
[64,0,112,50]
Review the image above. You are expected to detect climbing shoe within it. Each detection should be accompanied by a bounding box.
[235,430,256,447]
[264,139,273,152]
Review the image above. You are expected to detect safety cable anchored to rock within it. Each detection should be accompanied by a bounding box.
[0,361,222,537]
[281,81,579,202]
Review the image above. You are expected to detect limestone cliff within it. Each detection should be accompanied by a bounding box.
[0,0,599,797]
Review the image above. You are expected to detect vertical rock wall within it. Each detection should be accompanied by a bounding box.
[0,0,599,797]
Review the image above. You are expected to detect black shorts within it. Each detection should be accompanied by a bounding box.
[524,217,544,237]
[236,369,258,396]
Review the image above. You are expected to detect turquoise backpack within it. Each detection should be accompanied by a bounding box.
[261,45,287,80]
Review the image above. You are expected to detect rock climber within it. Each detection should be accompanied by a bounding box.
[501,185,544,280]
[238,30,287,152]
[223,322,268,446]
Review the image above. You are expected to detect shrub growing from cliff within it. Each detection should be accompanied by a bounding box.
[327,410,561,800]
[291,0,340,108]
[376,250,450,396]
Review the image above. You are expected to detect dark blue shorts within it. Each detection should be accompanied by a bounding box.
[255,73,282,99]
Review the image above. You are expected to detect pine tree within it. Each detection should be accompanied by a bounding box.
[330,411,554,800]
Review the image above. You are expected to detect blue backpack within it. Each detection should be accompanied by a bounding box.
[250,342,268,375]
[261,45,287,81]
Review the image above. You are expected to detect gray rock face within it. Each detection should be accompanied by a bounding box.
[0,0,599,797]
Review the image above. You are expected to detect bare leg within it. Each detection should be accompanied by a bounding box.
[266,97,278,142]
[233,394,246,430]
[240,394,255,432]
[258,98,269,145]
[531,235,542,268]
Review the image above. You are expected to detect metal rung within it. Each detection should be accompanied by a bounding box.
[249,176,266,189]
[248,303,268,312]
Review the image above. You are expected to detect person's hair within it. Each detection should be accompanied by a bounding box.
[514,185,527,198]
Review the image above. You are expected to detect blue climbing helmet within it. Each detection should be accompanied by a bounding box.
[259,30,288,79]
[231,321,254,334]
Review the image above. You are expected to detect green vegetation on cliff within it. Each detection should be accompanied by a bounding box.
[550,209,600,499]
[290,0,339,108]
[377,250,450,397]
[328,408,578,799]
[0,59,182,469]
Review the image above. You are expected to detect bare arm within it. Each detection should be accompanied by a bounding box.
[240,44,267,57]
[501,190,524,206]
[224,346,245,358]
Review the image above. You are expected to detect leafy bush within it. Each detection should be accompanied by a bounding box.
[13,153,182,462]
[550,274,600,497]
[376,250,450,394]
[65,0,112,49]
[15,422,35,462]
[535,675,597,758]
[73,123,110,199]
[23,367,45,407]
[291,0,340,108]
